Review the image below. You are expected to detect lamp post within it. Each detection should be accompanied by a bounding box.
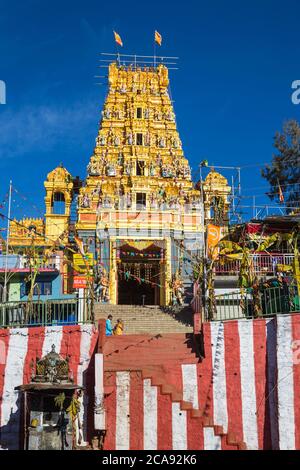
[3,180,12,302]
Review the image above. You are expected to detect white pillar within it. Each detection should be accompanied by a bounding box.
[94,353,106,430]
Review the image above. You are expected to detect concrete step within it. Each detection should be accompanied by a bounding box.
[95,303,194,334]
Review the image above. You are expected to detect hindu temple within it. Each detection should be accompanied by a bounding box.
[76,62,204,306]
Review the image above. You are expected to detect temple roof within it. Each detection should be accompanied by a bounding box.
[46,165,72,183]
[204,170,229,187]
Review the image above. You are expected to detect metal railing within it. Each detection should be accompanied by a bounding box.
[211,284,300,321]
[214,253,294,276]
[0,297,94,328]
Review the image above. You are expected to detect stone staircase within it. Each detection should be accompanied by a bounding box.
[94,303,194,334]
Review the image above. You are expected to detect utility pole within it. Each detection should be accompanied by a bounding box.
[199,162,208,323]
[3,180,12,302]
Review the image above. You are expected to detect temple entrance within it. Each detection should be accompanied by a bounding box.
[118,263,160,305]
[116,242,163,305]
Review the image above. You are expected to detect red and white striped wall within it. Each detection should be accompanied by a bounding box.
[102,314,300,450]
[0,324,98,449]
[102,370,239,450]
[1,314,300,450]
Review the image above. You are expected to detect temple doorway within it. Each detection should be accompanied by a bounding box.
[116,242,163,305]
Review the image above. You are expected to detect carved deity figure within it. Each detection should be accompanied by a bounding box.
[144,132,151,146]
[82,194,91,208]
[104,108,111,119]
[171,271,184,306]
[158,136,166,148]
[149,163,156,176]
[95,270,110,302]
[97,135,105,146]
[126,192,132,208]
[127,132,133,145]
[117,152,124,165]
[106,163,116,176]
[125,162,131,176]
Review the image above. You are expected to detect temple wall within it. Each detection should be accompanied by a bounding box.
[1,314,299,449]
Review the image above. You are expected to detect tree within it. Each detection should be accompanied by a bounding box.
[262,120,300,213]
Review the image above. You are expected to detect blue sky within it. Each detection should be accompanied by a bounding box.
[0,0,300,224]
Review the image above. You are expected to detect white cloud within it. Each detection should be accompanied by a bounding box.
[0,100,99,161]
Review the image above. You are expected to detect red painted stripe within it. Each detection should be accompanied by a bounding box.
[0,329,10,426]
[198,324,213,419]
[252,319,270,449]
[157,387,172,449]
[23,327,45,384]
[103,371,116,450]
[129,371,144,450]
[292,315,300,450]
[60,325,79,357]
[187,414,204,449]
[224,321,243,444]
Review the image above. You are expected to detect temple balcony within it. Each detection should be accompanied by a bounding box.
[0,254,61,272]
[214,253,295,277]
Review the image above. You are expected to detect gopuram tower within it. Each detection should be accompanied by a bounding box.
[76,59,204,306]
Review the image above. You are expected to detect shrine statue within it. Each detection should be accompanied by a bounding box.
[127,132,133,145]
[88,160,100,176]
[97,135,105,146]
[125,162,131,176]
[106,164,116,176]
[114,135,120,146]
[150,193,158,208]
[171,271,184,306]
[172,138,178,149]
[158,137,166,148]
[104,108,111,119]
[144,108,150,119]
[145,132,151,146]
[95,270,110,302]
[82,194,90,208]
[126,193,132,208]
[149,163,156,176]
[117,152,124,165]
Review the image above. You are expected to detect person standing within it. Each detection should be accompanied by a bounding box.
[113,319,124,335]
[106,315,113,336]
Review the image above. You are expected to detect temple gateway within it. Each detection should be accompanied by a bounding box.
[76,62,206,306]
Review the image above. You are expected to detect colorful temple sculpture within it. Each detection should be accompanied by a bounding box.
[202,170,231,226]
[76,62,204,306]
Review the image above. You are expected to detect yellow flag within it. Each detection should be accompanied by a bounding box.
[113,31,123,47]
[155,30,162,46]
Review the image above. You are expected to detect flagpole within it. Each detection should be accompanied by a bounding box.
[113,31,121,65]
[154,37,156,68]
[3,180,12,302]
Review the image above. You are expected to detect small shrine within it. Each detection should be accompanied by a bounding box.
[15,345,83,450]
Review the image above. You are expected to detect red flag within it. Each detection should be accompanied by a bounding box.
[278,180,285,204]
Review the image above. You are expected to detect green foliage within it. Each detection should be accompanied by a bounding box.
[261,120,300,213]
[54,392,66,411]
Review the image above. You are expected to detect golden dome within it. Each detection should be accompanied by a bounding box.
[46,165,72,183]
[204,170,229,187]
